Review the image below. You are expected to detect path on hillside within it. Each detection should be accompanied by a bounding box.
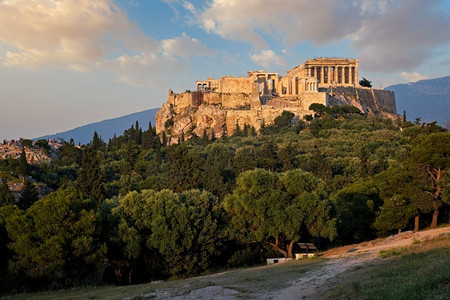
[272,227,450,300]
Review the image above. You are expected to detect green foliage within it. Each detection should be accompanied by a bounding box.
[6,187,106,287]
[18,149,28,177]
[224,169,336,258]
[18,179,39,210]
[333,181,381,243]
[164,118,174,129]
[359,77,372,88]
[0,178,14,207]
[274,110,295,128]
[78,146,103,204]
[21,139,32,148]
[35,139,50,151]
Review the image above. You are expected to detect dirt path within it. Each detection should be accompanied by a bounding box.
[273,226,450,299]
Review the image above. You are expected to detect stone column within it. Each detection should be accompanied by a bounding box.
[355,66,358,85]
[327,66,331,85]
[321,66,325,84]
[349,65,353,86]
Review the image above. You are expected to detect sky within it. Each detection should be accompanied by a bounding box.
[1,0,450,140]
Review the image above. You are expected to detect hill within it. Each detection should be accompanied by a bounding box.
[386,75,450,126]
[35,108,158,144]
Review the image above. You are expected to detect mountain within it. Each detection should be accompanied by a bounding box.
[385,76,450,126]
[36,108,158,144]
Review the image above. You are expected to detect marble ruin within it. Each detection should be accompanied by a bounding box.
[156,58,397,142]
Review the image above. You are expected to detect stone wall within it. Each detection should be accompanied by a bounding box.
[219,77,253,94]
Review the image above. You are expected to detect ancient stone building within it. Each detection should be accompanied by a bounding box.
[156,58,396,142]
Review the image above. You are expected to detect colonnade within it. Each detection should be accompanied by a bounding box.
[306,65,358,85]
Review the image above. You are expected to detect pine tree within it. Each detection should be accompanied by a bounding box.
[18,179,39,210]
[0,178,14,206]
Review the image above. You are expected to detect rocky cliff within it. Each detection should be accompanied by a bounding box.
[156,87,397,143]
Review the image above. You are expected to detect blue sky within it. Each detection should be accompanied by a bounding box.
[1,0,450,140]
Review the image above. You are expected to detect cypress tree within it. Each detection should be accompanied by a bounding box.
[18,149,28,177]
[77,146,103,205]
[0,178,14,206]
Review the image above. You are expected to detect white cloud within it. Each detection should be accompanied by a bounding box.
[196,0,450,72]
[0,0,212,86]
[400,72,428,83]
[250,50,286,68]
[161,33,214,60]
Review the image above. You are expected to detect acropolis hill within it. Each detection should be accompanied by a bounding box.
[156,58,397,141]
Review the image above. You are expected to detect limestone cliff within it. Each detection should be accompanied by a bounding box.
[156,87,397,143]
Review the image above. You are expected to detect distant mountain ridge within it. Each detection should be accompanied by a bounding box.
[386,75,450,126]
[36,108,158,144]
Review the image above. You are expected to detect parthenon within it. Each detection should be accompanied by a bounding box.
[195,58,359,100]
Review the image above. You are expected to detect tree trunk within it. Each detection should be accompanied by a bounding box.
[269,238,288,258]
[287,240,295,259]
[431,207,439,228]
[414,215,419,232]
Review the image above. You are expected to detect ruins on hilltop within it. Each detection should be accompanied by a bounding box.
[156,58,397,142]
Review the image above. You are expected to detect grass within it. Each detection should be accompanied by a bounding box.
[378,247,408,258]
[322,234,450,300]
[2,258,324,300]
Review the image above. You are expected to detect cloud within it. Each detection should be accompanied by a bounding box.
[196,0,450,72]
[0,0,212,86]
[161,33,214,60]
[250,50,286,68]
[400,72,428,83]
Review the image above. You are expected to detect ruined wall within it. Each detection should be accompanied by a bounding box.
[203,92,221,105]
[221,93,253,108]
[297,92,328,110]
[168,92,195,114]
[219,77,253,94]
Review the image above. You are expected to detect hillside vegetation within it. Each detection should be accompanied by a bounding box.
[0,105,449,295]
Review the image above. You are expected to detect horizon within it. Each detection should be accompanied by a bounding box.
[1,0,450,140]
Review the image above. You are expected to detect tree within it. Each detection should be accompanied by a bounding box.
[78,146,103,204]
[274,111,295,128]
[410,133,450,227]
[333,181,382,243]
[0,178,14,207]
[18,149,28,177]
[224,169,336,258]
[147,189,223,275]
[374,165,432,233]
[309,103,331,118]
[6,187,106,285]
[359,77,372,88]
[21,139,32,149]
[374,195,417,234]
[18,179,39,210]
[91,131,105,150]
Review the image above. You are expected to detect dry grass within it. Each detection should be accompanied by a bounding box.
[3,258,324,299]
[321,233,450,300]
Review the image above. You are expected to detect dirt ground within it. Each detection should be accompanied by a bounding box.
[160,226,450,300]
[272,226,450,300]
